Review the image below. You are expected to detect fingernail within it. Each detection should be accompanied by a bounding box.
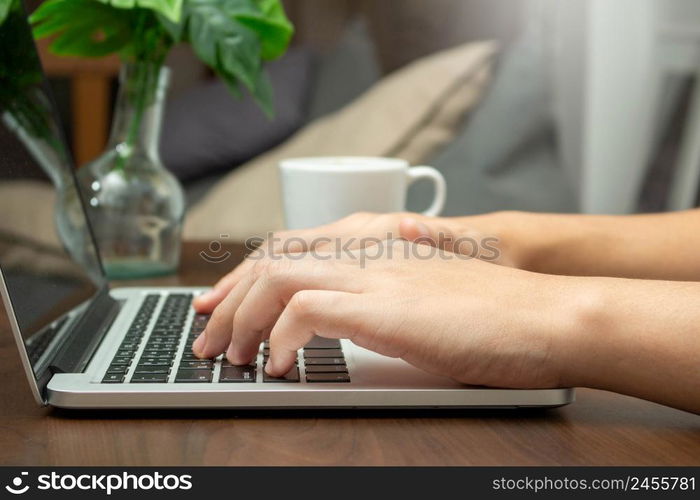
[192,331,206,355]
[415,220,431,237]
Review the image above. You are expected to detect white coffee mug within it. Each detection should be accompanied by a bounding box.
[279,156,446,230]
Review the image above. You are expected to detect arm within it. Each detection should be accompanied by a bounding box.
[194,209,700,314]
[560,276,700,413]
[463,209,700,280]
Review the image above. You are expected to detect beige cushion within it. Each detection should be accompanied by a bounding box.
[184,40,497,241]
[0,181,85,279]
[0,181,59,249]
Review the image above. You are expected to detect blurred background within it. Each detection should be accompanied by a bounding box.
[25,0,700,240]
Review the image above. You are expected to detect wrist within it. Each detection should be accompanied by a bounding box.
[447,211,547,269]
[548,276,620,389]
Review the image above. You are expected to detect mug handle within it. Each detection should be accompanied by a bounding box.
[406,166,447,216]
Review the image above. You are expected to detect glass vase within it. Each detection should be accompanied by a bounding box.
[2,103,102,283]
[76,62,185,280]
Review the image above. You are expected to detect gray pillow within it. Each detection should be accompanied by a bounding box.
[306,19,382,120]
[408,8,576,216]
[160,47,313,182]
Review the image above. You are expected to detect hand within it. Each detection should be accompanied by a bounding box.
[193,240,579,389]
[193,211,520,315]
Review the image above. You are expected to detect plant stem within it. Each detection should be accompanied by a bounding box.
[115,10,169,173]
[116,62,153,172]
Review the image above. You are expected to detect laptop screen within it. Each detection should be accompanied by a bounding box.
[0,0,105,373]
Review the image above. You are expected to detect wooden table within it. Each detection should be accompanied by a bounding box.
[1,242,698,466]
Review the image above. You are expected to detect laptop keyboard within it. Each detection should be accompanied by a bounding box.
[101,293,351,384]
[27,316,68,364]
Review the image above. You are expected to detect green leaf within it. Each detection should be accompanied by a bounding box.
[0,0,13,26]
[180,0,290,114]
[209,0,292,61]
[250,66,273,117]
[156,9,182,41]
[31,0,134,58]
[185,0,261,91]
[232,0,293,60]
[97,0,183,23]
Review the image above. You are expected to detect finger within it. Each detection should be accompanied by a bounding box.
[268,215,392,254]
[399,217,452,249]
[193,216,390,314]
[192,269,243,313]
[193,269,258,359]
[227,259,363,365]
[399,217,432,242]
[192,232,321,314]
[265,290,365,376]
[399,217,462,253]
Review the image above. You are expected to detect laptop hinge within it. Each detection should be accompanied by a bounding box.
[49,285,121,375]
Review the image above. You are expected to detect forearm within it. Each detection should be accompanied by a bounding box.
[453,209,700,280]
[556,276,700,414]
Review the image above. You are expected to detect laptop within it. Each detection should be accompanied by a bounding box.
[0,5,574,410]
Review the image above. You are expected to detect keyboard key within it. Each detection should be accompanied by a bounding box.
[303,358,346,366]
[175,369,212,383]
[152,326,183,332]
[145,343,179,351]
[303,349,344,358]
[179,360,213,370]
[304,364,348,374]
[131,373,169,383]
[263,366,300,383]
[102,373,125,383]
[141,349,177,357]
[149,333,180,339]
[219,365,256,382]
[138,358,174,366]
[221,358,256,368]
[306,373,351,383]
[111,356,133,366]
[304,336,341,349]
[180,354,199,362]
[146,339,179,346]
[143,345,178,352]
[134,365,171,374]
[106,365,128,374]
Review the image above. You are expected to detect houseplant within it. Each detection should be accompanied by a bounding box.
[29,0,293,278]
